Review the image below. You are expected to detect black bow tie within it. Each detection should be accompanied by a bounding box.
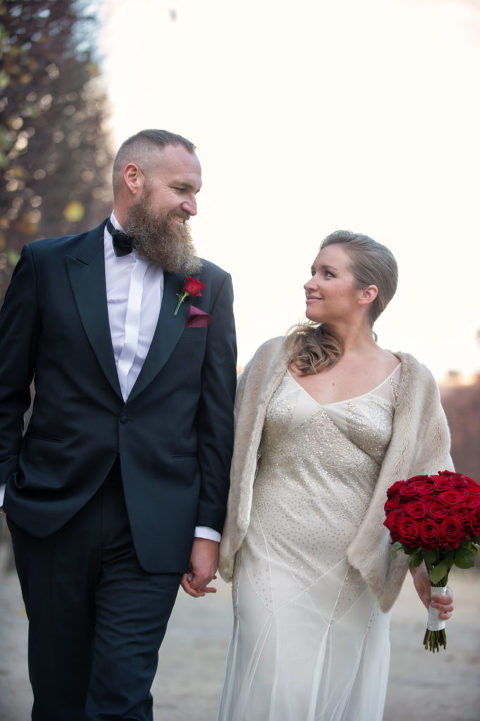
[107,218,134,257]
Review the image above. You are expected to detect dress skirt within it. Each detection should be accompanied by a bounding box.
[218,368,400,721]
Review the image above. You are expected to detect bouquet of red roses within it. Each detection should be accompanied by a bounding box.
[384,470,480,652]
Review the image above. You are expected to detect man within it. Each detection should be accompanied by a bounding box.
[0,129,237,720]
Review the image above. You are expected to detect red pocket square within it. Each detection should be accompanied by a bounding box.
[186,305,213,328]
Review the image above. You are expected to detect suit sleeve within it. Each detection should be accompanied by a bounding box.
[195,272,237,532]
[0,244,40,487]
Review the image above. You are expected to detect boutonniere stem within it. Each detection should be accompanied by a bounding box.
[174,276,205,316]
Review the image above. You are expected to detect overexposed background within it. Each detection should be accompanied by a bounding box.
[100,0,480,378]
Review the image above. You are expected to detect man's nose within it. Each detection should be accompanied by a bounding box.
[182,195,197,216]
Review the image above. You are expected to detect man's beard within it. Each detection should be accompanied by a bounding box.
[123,198,202,275]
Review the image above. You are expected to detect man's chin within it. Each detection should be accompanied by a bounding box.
[124,206,201,273]
[135,243,202,275]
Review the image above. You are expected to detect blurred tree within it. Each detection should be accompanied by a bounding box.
[441,378,480,482]
[0,0,113,301]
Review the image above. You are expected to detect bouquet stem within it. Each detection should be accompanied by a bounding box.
[423,583,448,652]
[423,627,447,652]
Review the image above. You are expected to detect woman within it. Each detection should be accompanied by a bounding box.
[217,231,454,721]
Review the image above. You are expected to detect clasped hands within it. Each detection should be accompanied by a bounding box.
[181,537,219,598]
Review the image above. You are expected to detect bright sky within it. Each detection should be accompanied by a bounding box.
[101,0,480,379]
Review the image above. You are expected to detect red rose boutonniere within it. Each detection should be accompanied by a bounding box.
[174,276,205,316]
[384,470,480,652]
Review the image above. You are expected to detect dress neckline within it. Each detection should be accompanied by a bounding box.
[286,362,401,408]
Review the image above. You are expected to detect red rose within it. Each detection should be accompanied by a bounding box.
[404,500,429,520]
[437,470,456,479]
[399,483,420,499]
[469,508,480,538]
[409,481,434,496]
[453,484,471,496]
[174,276,206,316]
[438,516,465,549]
[463,493,480,509]
[384,496,401,513]
[407,474,432,483]
[386,480,405,498]
[183,276,205,297]
[397,516,420,548]
[453,476,469,490]
[432,475,456,492]
[419,518,440,549]
[452,503,471,522]
[439,470,475,493]
[384,508,406,541]
[428,502,450,521]
[467,478,480,495]
[437,489,465,507]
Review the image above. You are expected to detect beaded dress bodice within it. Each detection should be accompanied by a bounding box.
[247,365,400,592]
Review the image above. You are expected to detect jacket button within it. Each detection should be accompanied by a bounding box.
[120,412,128,423]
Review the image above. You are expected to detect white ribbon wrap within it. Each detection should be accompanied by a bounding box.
[427,585,448,631]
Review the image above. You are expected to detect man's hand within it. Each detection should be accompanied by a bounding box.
[181,538,219,598]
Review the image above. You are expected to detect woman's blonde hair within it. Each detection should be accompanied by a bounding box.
[285,230,398,375]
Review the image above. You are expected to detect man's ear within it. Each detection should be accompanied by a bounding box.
[123,163,144,196]
[358,284,378,306]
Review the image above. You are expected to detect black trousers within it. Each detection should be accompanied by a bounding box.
[8,469,182,721]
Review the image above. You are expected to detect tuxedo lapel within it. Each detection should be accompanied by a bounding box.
[66,223,122,399]
[128,272,189,402]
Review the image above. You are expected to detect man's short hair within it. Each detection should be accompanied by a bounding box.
[112,129,196,193]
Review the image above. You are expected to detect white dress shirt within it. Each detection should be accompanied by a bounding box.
[1,214,220,542]
[105,212,164,402]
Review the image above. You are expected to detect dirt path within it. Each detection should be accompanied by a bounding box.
[0,567,479,721]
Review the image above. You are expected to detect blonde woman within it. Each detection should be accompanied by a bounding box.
[218,231,454,721]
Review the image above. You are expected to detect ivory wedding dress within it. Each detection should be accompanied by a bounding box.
[217,365,401,721]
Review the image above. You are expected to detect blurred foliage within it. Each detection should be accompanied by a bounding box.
[0,0,113,301]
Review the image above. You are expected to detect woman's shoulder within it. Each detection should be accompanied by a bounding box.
[237,336,287,391]
[244,336,286,368]
[393,351,436,378]
[373,348,402,374]
[391,351,442,406]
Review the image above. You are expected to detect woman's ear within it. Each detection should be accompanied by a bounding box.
[358,284,378,306]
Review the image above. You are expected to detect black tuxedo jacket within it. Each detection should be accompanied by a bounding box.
[0,221,237,573]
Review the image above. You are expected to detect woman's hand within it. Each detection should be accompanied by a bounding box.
[410,562,454,620]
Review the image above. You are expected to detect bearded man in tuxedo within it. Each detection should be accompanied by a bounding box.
[0,129,237,721]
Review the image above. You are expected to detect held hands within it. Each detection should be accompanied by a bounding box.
[411,562,454,620]
[181,538,219,599]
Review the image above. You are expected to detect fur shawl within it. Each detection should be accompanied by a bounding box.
[219,337,452,612]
